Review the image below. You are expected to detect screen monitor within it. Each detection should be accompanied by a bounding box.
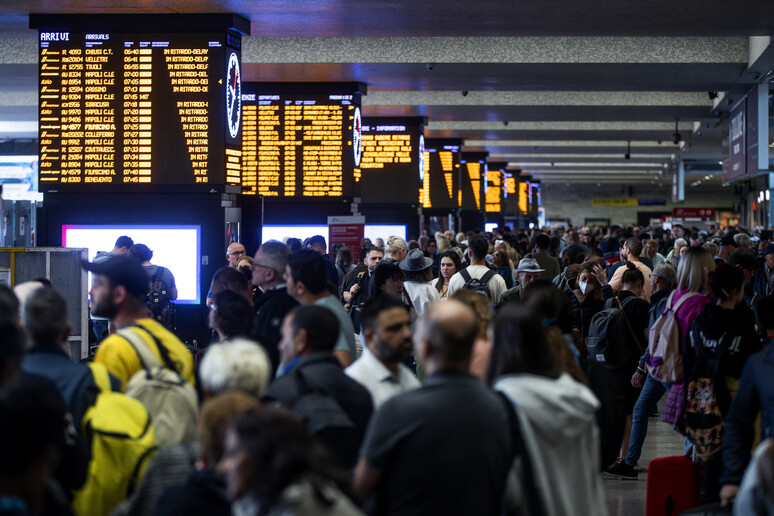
[261,224,407,246]
[485,223,498,233]
[35,27,242,190]
[240,82,364,199]
[62,224,201,303]
[357,117,425,204]
[422,139,461,209]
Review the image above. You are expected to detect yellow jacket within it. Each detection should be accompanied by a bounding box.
[94,318,195,391]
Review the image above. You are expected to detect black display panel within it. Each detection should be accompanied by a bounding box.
[240,82,365,199]
[485,161,506,214]
[357,117,425,205]
[35,27,242,190]
[421,139,461,210]
[503,169,519,215]
[460,152,488,212]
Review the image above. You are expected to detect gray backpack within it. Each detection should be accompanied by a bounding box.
[120,325,198,447]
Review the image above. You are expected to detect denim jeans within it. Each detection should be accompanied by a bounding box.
[625,374,670,466]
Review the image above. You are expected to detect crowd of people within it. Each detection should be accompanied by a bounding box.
[2,221,774,515]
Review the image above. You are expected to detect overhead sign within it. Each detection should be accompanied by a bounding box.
[358,117,425,204]
[34,21,244,190]
[745,83,769,174]
[724,97,746,182]
[673,207,715,218]
[591,199,638,206]
[240,82,365,198]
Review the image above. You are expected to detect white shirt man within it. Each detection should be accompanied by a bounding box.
[346,295,420,408]
[447,235,506,302]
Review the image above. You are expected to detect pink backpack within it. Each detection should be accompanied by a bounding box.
[646,291,701,383]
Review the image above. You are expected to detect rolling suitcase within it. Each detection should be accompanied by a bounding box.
[646,455,702,516]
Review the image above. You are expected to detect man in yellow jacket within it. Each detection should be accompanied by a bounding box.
[84,256,194,390]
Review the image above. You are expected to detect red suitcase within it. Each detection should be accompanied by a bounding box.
[646,455,702,516]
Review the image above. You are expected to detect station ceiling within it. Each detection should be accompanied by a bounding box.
[1,1,773,185]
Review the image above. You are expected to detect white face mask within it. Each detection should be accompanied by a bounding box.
[579,281,594,295]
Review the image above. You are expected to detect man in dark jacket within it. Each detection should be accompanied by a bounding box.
[306,235,339,288]
[605,262,675,480]
[22,285,120,423]
[262,305,372,469]
[720,294,774,506]
[251,241,298,374]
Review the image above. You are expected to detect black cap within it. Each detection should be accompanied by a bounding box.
[719,235,736,247]
[765,244,774,256]
[82,256,149,298]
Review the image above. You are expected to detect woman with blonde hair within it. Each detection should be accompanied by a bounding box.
[382,235,408,265]
[656,246,715,432]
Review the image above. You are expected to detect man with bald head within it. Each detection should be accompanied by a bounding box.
[206,242,247,307]
[353,300,512,515]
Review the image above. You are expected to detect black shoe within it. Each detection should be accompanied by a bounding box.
[603,461,638,480]
[649,407,660,417]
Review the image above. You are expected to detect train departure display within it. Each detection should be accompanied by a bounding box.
[485,162,505,213]
[240,82,364,199]
[519,180,530,215]
[421,139,461,209]
[356,117,425,205]
[35,24,242,190]
[460,153,488,211]
[503,171,519,214]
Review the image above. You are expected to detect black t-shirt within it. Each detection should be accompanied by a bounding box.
[361,371,511,516]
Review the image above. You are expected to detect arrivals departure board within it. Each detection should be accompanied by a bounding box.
[503,170,519,214]
[421,139,461,209]
[33,17,245,191]
[460,153,488,211]
[485,162,505,213]
[240,82,365,199]
[357,117,425,205]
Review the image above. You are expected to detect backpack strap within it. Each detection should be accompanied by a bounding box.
[616,296,644,352]
[86,362,113,393]
[119,324,180,375]
[480,269,498,286]
[670,291,701,313]
[496,391,546,516]
[460,268,472,283]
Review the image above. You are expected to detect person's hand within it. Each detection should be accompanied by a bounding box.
[350,284,360,295]
[720,484,739,507]
[631,371,645,388]
[593,264,608,286]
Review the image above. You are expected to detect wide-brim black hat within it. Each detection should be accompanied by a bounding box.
[399,248,434,272]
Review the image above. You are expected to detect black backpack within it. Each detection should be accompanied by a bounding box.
[290,368,359,469]
[585,296,641,369]
[146,267,175,331]
[684,329,733,461]
[459,268,498,300]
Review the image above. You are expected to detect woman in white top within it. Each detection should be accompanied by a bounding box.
[431,250,461,300]
[399,248,439,316]
[489,303,607,516]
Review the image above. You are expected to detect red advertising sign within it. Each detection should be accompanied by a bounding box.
[672,208,715,219]
[328,216,365,261]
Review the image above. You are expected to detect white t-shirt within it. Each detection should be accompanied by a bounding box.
[346,347,420,409]
[447,265,507,302]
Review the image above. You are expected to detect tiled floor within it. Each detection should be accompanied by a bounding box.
[603,413,686,515]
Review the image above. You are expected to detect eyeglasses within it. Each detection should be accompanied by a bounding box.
[227,250,246,256]
[251,263,275,273]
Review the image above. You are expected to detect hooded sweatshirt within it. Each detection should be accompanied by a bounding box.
[495,373,608,516]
